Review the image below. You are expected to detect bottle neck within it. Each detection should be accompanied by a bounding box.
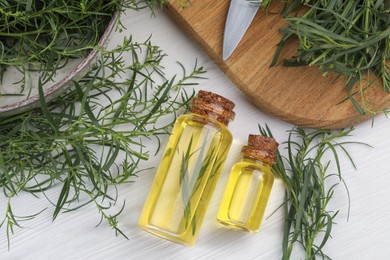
[241,154,270,167]
[190,111,228,126]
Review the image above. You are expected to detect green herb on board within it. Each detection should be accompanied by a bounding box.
[0,34,206,249]
[259,125,370,260]
[253,0,389,115]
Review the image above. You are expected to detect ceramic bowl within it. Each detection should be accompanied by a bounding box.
[0,11,119,118]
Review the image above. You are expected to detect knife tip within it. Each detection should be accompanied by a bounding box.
[222,49,232,61]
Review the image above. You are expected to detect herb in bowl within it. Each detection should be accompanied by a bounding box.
[0,0,124,87]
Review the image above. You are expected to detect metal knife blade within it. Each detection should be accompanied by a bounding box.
[223,0,261,60]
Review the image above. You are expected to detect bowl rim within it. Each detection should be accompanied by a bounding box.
[0,10,119,118]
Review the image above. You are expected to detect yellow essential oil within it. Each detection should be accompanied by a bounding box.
[217,135,279,232]
[139,90,235,246]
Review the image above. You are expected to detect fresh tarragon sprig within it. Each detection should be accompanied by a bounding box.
[0,34,206,249]
[260,125,369,259]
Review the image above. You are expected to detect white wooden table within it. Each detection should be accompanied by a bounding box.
[1,7,390,260]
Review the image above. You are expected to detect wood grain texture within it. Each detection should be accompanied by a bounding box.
[165,0,390,129]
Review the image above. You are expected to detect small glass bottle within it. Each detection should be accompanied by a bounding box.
[139,90,235,246]
[217,134,278,232]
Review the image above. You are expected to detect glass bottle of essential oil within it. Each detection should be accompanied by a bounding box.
[217,134,278,232]
[138,90,235,246]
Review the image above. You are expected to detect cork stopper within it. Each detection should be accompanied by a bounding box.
[189,90,235,125]
[241,135,279,165]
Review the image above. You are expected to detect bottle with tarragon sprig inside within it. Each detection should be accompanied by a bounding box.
[139,90,235,246]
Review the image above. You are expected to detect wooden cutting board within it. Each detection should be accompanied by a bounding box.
[165,0,390,129]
